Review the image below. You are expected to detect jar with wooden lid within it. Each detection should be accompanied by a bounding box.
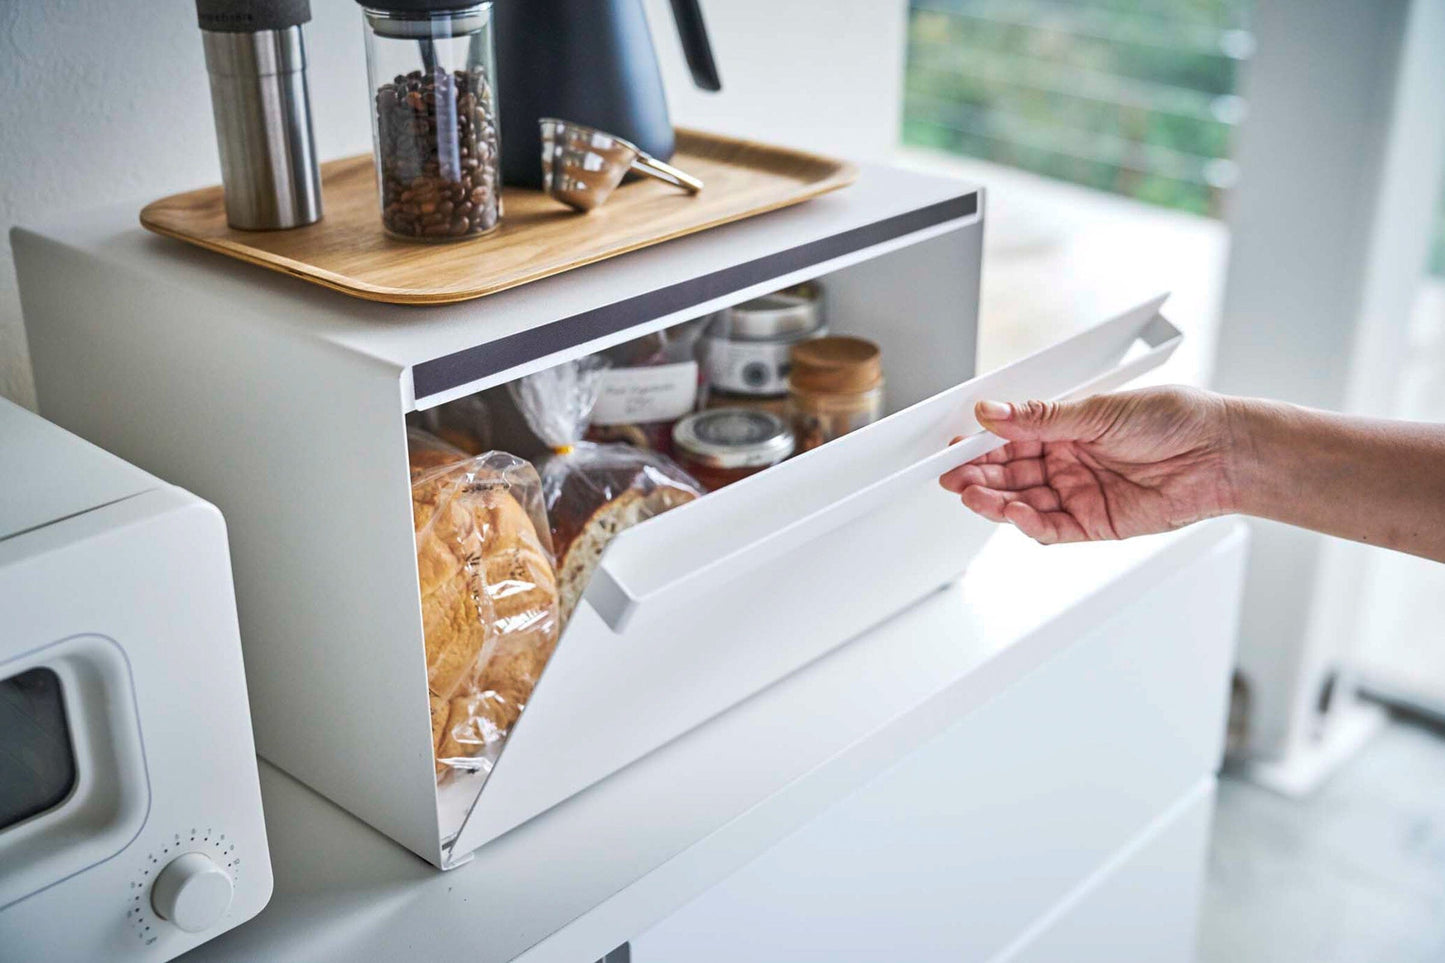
[787,336,884,451]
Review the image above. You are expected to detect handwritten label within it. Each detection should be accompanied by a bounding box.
[591,361,699,425]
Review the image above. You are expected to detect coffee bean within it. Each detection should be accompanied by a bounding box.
[374,66,500,241]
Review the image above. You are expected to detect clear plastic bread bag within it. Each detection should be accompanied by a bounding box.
[508,356,706,627]
[408,429,559,787]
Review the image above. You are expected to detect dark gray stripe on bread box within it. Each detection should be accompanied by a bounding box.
[412,191,979,401]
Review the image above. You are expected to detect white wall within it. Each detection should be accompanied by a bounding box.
[643,0,907,163]
[0,1,371,408]
[0,1,906,409]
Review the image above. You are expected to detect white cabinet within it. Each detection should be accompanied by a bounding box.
[630,526,1243,963]
[175,521,1246,963]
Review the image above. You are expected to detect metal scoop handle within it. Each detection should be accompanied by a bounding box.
[631,154,705,194]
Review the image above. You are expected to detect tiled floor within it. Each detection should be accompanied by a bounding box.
[1200,715,1445,963]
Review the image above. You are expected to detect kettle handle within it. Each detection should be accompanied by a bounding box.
[669,0,722,91]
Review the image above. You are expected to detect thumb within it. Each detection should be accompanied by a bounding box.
[974,397,1109,443]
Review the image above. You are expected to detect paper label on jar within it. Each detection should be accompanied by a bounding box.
[702,339,793,396]
[591,361,699,425]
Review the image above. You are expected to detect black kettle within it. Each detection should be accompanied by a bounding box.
[494,0,721,188]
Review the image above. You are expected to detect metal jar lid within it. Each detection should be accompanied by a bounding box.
[706,282,824,341]
[674,408,796,469]
[360,2,490,38]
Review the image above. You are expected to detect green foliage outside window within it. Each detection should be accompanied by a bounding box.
[902,0,1252,217]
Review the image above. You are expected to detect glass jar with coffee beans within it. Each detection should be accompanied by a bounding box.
[360,2,501,242]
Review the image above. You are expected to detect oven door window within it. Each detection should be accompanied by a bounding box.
[0,667,78,830]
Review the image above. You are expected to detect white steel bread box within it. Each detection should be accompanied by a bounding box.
[0,398,271,961]
[14,164,1177,869]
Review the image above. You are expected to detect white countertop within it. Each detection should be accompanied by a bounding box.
[183,519,1242,963]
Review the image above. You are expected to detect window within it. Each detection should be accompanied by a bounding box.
[902,0,1253,217]
[0,668,77,830]
[1432,188,1445,277]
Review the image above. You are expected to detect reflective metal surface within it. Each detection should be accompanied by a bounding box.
[540,117,703,212]
[202,27,322,230]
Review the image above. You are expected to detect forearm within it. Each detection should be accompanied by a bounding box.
[1225,397,1445,562]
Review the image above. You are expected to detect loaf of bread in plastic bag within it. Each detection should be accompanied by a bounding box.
[409,430,559,781]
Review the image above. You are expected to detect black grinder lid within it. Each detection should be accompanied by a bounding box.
[196,0,312,31]
[351,0,487,12]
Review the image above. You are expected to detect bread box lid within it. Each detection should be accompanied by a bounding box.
[0,398,158,542]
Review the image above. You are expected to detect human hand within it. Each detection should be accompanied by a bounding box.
[938,386,1240,544]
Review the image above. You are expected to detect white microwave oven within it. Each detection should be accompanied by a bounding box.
[0,398,271,962]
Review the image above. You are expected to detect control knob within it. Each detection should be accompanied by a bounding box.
[150,852,233,933]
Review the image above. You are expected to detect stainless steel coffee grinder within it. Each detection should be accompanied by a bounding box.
[196,0,323,229]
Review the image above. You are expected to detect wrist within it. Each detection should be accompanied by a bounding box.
[1218,395,1288,518]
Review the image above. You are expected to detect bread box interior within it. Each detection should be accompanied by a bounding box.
[416,226,984,864]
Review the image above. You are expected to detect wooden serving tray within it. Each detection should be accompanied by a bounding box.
[140,129,858,306]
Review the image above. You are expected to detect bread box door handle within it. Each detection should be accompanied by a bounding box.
[585,297,1182,632]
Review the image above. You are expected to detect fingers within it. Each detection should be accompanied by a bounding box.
[959,484,1009,522]
[944,457,1047,493]
[947,435,1044,464]
[974,439,1043,464]
[973,397,1112,445]
[958,484,1088,545]
[1001,501,1090,545]
[959,484,1061,519]
[937,440,1045,493]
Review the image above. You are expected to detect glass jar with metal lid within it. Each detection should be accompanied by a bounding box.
[672,408,796,490]
[700,282,827,402]
[359,1,501,242]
